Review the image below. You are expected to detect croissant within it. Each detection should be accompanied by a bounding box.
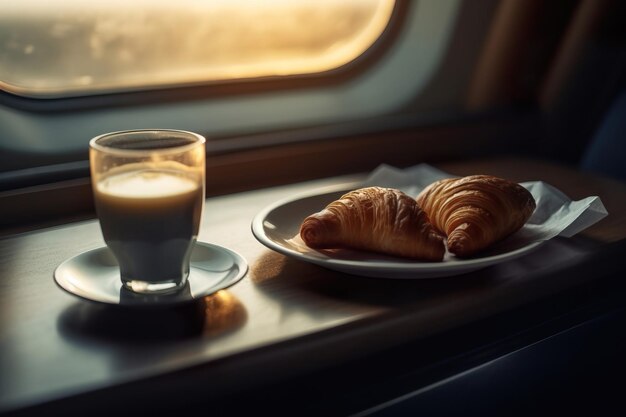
[416,175,536,257]
[300,187,445,261]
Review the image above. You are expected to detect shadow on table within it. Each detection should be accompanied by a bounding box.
[57,290,247,346]
[249,237,598,312]
[249,250,502,310]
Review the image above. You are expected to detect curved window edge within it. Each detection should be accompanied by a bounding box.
[0,0,405,101]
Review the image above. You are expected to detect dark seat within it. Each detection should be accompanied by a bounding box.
[580,90,626,182]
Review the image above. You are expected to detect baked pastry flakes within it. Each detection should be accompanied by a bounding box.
[416,175,536,257]
[300,187,445,261]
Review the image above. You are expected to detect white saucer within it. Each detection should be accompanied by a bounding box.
[54,242,248,307]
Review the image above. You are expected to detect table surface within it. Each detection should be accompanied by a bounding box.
[1,157,625,413]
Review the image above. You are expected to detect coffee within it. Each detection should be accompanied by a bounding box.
[94,165,204,291]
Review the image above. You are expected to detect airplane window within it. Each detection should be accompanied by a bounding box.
[0,0,395,98]
[0,0,463,181]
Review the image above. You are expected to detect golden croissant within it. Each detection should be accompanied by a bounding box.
[300,187,445,261]
[416,175,536,257]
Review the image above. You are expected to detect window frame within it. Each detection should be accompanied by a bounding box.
[0,0,502,196]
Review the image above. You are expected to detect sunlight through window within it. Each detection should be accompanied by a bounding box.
[0,0,396,97]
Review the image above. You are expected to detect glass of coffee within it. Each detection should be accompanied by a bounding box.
[89,129,206,294]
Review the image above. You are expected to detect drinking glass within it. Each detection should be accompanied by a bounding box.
[89,129,206,293]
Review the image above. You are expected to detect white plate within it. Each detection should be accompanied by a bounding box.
[251,185,543,279]
[54,242,248,307]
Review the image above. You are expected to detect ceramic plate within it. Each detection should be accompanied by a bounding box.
[54,241,247,306]
[251,185,543,279]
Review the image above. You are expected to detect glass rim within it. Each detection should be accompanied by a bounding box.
[89,129,206,156]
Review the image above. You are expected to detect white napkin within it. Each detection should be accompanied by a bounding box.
[362,164,608,245]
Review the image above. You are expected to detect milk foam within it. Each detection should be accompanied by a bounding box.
[97,169,198,198]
